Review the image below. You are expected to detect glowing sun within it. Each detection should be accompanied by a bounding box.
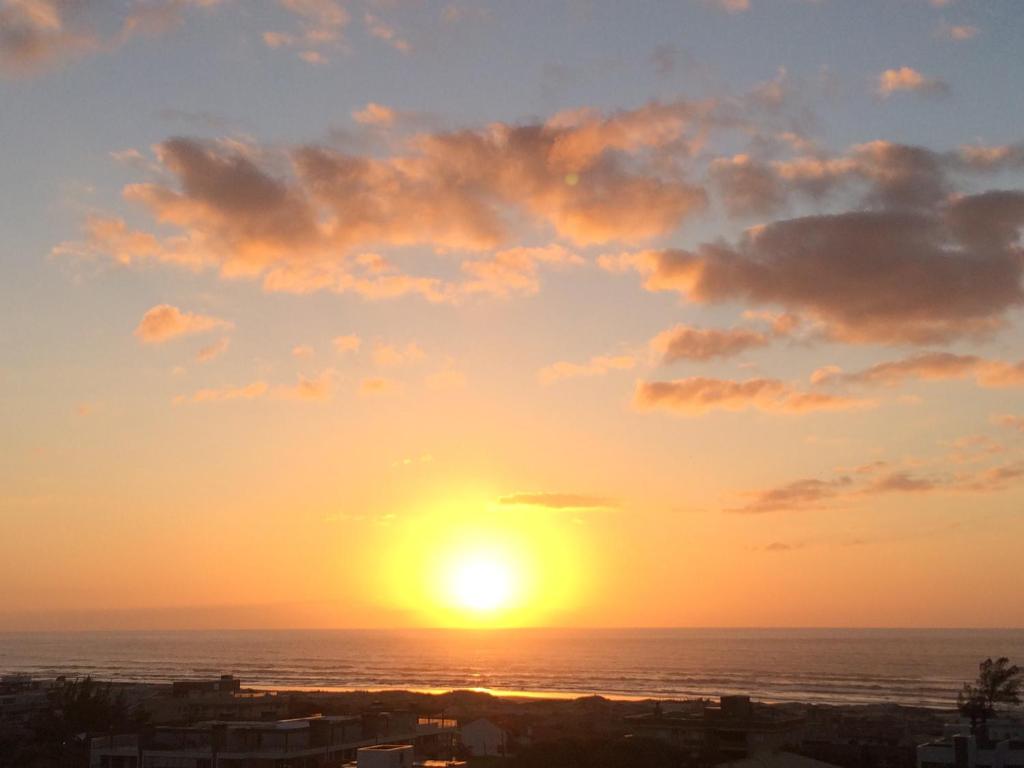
[448,554,516,613]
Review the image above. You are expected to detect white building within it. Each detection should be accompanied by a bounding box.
[459,718,512,757]
[357,744,415,768]
[917,734,1024,768]
[90,713,458,768]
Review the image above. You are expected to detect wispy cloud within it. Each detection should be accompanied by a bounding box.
[196,337,230,362]
[876,66,949,98]
[634,377,870,416]
[498,493,617,510]
[135,304,231,344]
[539,354,636,384]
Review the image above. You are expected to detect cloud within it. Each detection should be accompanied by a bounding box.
[763,541,800,553]
[332,334,360,353]
[993,414,1024,433]
[538,354,636,384]
[0,0,99,75]
[937,22,979,41]
[264,0,348,63]
[196,336,230,362]
[134,304,230,343]
[710,0,750,13]
[298,49,325,65]
[360,376,400,395]
[461,245,583,298]
[363,11,410,53]
[634,377,869,415]
[877,67,949,98]
[292,344,314,359]
[709,140,976,219]
[0,0,220,76]
[60,100,715,295]
[734,458,1024,513]
[372,342,425,368]
[425,366,467,391]
[498,493,616,509]
[812,352,1024,389]
[352,102,396,127]
[735,476,854,514]
[603,191,1024,344]
[709,154,786,217]
[956,143,1024,172]
[274,370,334,401]
[651,324,772,363]
[179,380,269,404]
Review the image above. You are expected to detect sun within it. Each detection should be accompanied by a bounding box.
[447,554,515,613]
[384,493,587,627]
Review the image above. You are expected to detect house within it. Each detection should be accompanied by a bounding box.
[917,734,1024,768]
[460,717,520,757]
[625,696,805,764]
[90,712,458,768]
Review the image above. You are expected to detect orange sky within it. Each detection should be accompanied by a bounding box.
[2,0,1024,630]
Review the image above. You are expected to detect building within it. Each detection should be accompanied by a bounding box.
[459,717,525,757]
[144,675,289,724]
[0,674,56,733]
[918,734,1024,768]
[718,754,841,768]
[625,696,805,764]
[172,675,242,697]
[356,745,415,768]
[90,712,458,768]
[916,716,1024,768]
[346,744,465,768]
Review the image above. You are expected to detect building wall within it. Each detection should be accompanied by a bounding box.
[459,719,508,757]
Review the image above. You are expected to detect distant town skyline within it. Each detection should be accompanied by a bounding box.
[2,0,1024,630]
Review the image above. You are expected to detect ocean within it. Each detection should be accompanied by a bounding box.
[1,628,1022,708]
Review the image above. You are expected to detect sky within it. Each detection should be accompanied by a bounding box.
[2,0,1024,631]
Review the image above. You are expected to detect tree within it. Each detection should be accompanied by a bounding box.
[957,657,1022,739]
[0,677,148,768]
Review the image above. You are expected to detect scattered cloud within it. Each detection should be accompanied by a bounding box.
[709,0,750,13]
[363,11,409,53]
[538,354,636,384]
[59,100,716,296]
[292,344,315,359]
[332,334,361,354]
[461,245,583,298]
[352,102,396,127]
[709,154,786,217]
[196,336,230,362]
[877,67,949,98]
[134,304,231,344]
[993,414,1024,433]
[734,457,1024,513]
[0,0,221,77]
[274,369,334,401]
[360,376,400,396]
[651,324,773,363]
[264,0,348,64]
[763,541,802,553]
[498,493,617,510]
[812,352,1024,390]
[634,377,870,415]
[734,476,854,514]
[602,191,1024,345]
[937,22,979,41]
[373,342,425,368]
[425,365,467,391]
[178,380,269,404]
